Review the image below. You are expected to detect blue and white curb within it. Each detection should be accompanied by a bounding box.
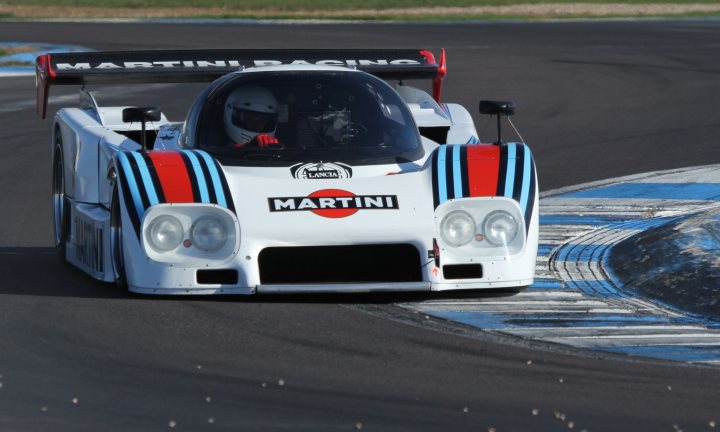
[400,164,720,365]
[0,42,89,77]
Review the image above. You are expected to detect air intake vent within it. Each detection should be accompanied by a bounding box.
[197,269,238,285]
[259,244,422,284]
[443,264,483,280]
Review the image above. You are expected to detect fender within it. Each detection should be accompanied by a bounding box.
[430,143,537,233]
[114,149,236,238]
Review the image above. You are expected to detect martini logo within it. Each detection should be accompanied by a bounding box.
[290,162,352,180]
[268,189,398,218]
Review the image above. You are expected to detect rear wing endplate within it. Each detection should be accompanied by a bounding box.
[35,48,447,118]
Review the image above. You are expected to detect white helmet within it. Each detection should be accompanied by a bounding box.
[224,85,278,144]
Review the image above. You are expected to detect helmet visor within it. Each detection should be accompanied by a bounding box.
[231,107,278,133]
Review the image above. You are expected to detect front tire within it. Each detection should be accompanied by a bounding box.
[110,187,128,291]
[52,136,69,260]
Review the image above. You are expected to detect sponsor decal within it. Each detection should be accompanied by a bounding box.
[268,189,398,218]
[74,219,104,273]
[290,162,352,180]
[55,59,421,71]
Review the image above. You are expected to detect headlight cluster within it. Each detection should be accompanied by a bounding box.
[436,198,525,257]
[147,215,184,252]
[191,216,228,251]
[440,211,476,247]
[482,210,519,246]
[142,204,238,265]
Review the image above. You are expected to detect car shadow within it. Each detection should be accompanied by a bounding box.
[0,247,522,303]
[0,246,126,299]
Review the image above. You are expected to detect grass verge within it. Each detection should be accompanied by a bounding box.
[3,0,720,6]
[1,2,719,20]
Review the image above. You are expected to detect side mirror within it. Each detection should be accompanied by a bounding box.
[479,100,516,116]
[479,100,517,144]
[122,107,161,123]
[122,107,161,151]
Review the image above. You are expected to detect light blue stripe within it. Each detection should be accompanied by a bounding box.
[504,143,516,197]
[452,145,463,198]
[540,215,629,226]
[116,152,145,221]
[437,146,448,204]
[182,150,210,203]
[441,104,453,122]
[128,152,159,206]
[561,182,720,201]
[194,150,227,208]
[519,145,532,213]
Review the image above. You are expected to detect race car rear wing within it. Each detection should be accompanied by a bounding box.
[35,48,447,118]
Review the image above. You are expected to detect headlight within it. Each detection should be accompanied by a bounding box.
[147,215,183,252]
[440,210,476,247]
[191,215,228,252]
[483,210,519,246]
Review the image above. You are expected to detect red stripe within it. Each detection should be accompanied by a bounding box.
[148,151,194,203]
[466,145,500,197]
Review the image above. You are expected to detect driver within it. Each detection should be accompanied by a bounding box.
[224,85,281,148]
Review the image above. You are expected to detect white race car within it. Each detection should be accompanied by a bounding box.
[37,49,538,295]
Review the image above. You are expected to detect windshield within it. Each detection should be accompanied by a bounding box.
[196,71,423,166]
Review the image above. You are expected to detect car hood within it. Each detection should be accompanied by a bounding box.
[221,163,436,249]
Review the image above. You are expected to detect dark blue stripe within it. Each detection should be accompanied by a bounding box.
[128,152,159,206]
[116,153,145,222]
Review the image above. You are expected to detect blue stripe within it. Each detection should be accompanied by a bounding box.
[540,215,630,226]
[182,150,210,203]
[423,311,681,331]
[600,345,720,363]
[195,150,227,208]
[504,143,516,198]
[437,146,448,204]
[560,182,720,201]
[519,146,532,214]
[537,244,555,256]
[465,136,479,144]
[441,103,453,122]
[127,152,159,206]
[529,278,564,289]
[116,153,145,221]
[554,244,604,263]
[452,145,463,198]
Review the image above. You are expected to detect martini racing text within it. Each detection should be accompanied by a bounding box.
[55,59,422,70]
[269,195,399,212]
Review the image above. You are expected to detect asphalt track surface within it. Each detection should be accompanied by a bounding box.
[0,21,719,431]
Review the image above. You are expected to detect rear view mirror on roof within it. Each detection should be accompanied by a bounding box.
[479,100,516,116]
[122,107,161,123]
